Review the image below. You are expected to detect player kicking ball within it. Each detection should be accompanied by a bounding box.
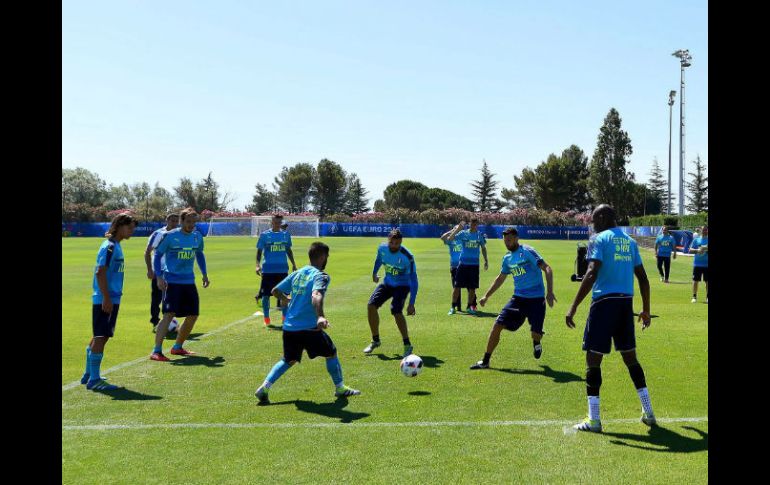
[470,227,556,369]
[255,242,360,404]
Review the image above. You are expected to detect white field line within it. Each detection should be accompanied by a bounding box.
[63,416,707,431]
[62,314,258,392]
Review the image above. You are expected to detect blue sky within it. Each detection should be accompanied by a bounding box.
[62,0,708,211]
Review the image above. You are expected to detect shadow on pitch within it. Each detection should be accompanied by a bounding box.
[91,387,162,401]
[292,397,370,423]
[408,391,431,396]
[604,425,708,453]
[492,365,583,384]
[169,355,226,367]
[181,332,205,341]
[374,354,446,368]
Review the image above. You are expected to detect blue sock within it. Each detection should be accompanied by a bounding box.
[153,344,162,354]
[81,346,91,382]
[89,352,104,382]
[265,359,291,385]
[325,356,343,388]
[172,343,183,350]
[262,296,270,318]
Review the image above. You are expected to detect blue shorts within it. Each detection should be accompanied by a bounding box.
[582,294,635,354]
[495,296,546,335]
[92,304,120,338]
[283,329,337,362]
[455,264,480,289]
[258,272,288,299]
[450,267,460,288]
[368,284,410,315]
[163,283,200,317]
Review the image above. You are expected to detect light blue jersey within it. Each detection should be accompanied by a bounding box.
[690,236,708,267]
[274,265,330,332]
[92,239,126,304]
[153,228,207,284]
[501,244,545,298]
[587,228,643,300]
[444,238,463,268]
[257,229,293,274]
[454,229,486,265]
[372,243,419,305]
[655,234,676,257]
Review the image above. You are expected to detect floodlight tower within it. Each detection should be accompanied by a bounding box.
[667,89,676,215]
[672,49,692,215]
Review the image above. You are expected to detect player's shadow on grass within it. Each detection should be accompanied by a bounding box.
[408,391,431,396]
[604,425,708,453]
[179,333,205,341]
[265,324,283,331]
[470,310,498,318]
[91,387,163,401]
[374,354,446,368]
[492,365,583,384]
[169,356,226,367]
[293,398,370,423]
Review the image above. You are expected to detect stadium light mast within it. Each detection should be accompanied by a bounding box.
[672,49,692,215]
[667,89,676,215]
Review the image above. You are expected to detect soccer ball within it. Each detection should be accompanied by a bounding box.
[168,318,179,333]
[400,354,423,377]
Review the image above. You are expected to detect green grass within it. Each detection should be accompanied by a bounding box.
[62,236,707,484]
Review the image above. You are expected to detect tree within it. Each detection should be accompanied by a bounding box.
[312,159,348,217]
[685,155,708,213]
[345,173,370,214]
[247,183,277,214]
[588,108,635,218]
[470,159,500,211]
[373,199,386,212]
[62,167,108,206]
[383,180,429,211]
[273,163,315,213]
[173,173,233,213]
[627,180,661,219]
[146,183,176,220]
[503,168,537,209]
[174,177,197,209]
[560,145,592,211]
[647,158,669,215]
[104,183,136,211]
[420,187,475,211]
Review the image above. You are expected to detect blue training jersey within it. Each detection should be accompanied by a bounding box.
[275,265,330,332]
[587,228,643,300]
[257,229,293,274]
[92,239,126,304]
[454,229,486,265]
[443,238,462,268]
[372,243,419,305]
[655,234,676,257]
[153,228,207,284]
[690,236,708,267]
[501,244,546,298]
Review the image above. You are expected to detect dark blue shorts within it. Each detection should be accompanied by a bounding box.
[455,264,480,289]
[163,283,200,317]
[283,329,337,362]
[258,272,288,299]
[693,266,708,282]
[450,267,460,288]
[495,296,546,335]
[582,294,635,354]
[92,303,120,338]
[368,284,410,315]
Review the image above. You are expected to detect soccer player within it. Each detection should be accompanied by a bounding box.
[690,225,708,303]
[565,204,656,433]
[440,222,465,315]
[255,242,361,403]
[150,208,210,361]
[470,227,556,369]
[255,214,297,326]
[145,211,179,332]
[446,218,488,314]
[654,226,677,283]
[81,213,138,390]
[363,229,419,357]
